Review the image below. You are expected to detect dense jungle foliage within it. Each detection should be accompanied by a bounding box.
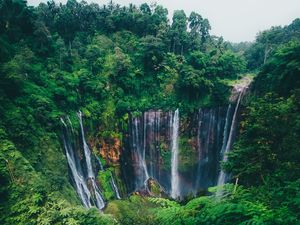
[0,0,299,224]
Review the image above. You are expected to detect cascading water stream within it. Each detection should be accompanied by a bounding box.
[195,110,203,192]
[194,109,217,192]
[95,155,104,171]
[77,111,105,209]
[110,172,121,199]
[78,111,94,178]
[67,116,75,134]
[220,104,232,155]
[125,78,251,198]
[217,87,247,187]
[132,117,149,190]
[170,109,180,199]
[142,115,150,183]
[61,118,92,208]
[144,111,161,180]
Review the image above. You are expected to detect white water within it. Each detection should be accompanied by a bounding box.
[132,117,149,190]
[144,111,161,179]
[220,105,232,155]
[67,116,74,133]
[78,111,94,178]
[170,109,180,199]
[95,156,104,171]
[77,111,105,209]
[194,109,216,192]
[141,115,150,183]
[217,88,246,187]
[61,118,92,208]
[92,180,105,209]
[110,172,121,199]
[195,109,203,192]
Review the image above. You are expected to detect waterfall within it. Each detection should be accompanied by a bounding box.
[132,117,149,190]
[77,111,105,209]
[67,116,75,133]
[130,111,172,193]
[217,88,246,187]
[110,172,121,199]
[126,105,245,198]
[124,78,250,198]
[170,109,180,199]
[156,112,161,180]
[194,109,217,192]
[61,117,92,208]
[220,105,233,155]
[78,111,94,178]
[95,155,104,171]
[195,110,203,192]
[144,111,161,180]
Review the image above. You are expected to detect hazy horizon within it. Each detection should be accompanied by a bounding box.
[26,0,300,43]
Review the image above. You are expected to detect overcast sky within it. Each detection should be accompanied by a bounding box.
[27,0,300,43]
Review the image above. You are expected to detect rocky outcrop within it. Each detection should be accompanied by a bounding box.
[90,136,122,165]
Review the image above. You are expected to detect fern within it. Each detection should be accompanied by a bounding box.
[148,197,180,208]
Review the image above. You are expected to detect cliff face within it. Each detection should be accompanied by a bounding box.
[120,107,235,198]
[85,106,244,199]
[90,137,121,165]
[118,79,252,198]
[72,79,252,202]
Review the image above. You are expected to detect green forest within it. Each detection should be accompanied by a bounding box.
[0,0,299,224]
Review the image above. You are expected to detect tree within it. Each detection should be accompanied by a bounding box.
[2,46,35,84]
[139,35,166,71]
[170,10,188,54]
[177,65,213,101]
[245,19,300,70]
[188,12,211,50]
[0,0,34,41]
[140,3,151,15]
[33,20,52,55]
[54,0,80,49]
[254,41,300,97]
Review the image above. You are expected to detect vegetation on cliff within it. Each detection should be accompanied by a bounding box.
[0,0,299,224]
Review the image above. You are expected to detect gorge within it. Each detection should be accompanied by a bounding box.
[62,79,250,209]
[123,80,250,199]
[1,0,299,224]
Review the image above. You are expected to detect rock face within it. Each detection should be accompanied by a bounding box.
[61,114,105,210]
[230,77,252,102]
[122,108,231,198]
[98,137,121,164]
[146,178,168,197]
[121,80,252,199]
[125,111,173,193]
[131,178,168,198]
[62,78,252,207]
